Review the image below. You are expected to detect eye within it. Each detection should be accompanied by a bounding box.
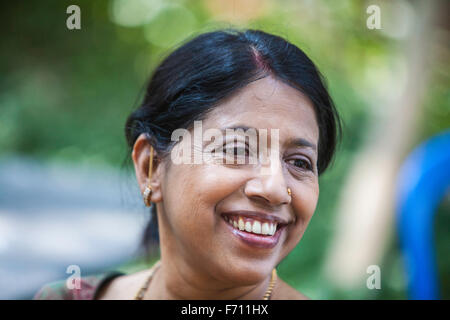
[222,144,251,164]
[287,158,312,171]
[223,146,249,157]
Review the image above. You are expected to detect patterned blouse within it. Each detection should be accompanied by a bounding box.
[33,271,125,300]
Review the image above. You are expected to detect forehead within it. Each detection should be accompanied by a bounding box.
[204,76,319,144]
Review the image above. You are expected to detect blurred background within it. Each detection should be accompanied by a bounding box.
[0,0,448,299]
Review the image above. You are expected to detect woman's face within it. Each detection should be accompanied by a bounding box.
[143,76,319,287]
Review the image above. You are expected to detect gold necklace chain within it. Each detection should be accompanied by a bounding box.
[134,260,162,300]
[134,260,277,300]
[263,267,277,300]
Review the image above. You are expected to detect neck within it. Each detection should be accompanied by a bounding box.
[145,258,273,300]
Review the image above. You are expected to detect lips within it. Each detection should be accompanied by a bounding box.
[220,210,289,249]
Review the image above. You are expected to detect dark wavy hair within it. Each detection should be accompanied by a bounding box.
[124,28,341,254]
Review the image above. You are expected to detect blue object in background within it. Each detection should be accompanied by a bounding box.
[396,130,450,300]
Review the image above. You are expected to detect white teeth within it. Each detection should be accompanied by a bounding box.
[262,222,270,235]
[225,215,279,236]
[238,217,245,231]
[252,221,262,234]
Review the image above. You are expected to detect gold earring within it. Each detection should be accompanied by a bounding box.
[143,146,154,207]
[143,186,152,207]
[287,187,292,196]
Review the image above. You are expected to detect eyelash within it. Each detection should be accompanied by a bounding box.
[221,143,314,172]
[287,158,313,171]
[223,146,249,156]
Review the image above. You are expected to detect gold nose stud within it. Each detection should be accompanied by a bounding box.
[287,187,292,196]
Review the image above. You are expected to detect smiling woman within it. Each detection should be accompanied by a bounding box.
[34,28,341,300]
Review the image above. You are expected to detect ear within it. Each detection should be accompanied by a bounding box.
[131,133,164,204]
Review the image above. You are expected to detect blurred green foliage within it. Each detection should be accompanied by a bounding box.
[1,0,448,299]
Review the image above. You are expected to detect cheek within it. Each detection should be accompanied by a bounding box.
[283,180,319,248]
[163,164,244,241]
[165,165,209,226]
[293,181,319,225]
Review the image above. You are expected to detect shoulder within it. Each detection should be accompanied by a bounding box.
[96,260,161,300]
[96,268,154,300]
[33,271,125,300]
[271,277,311,300]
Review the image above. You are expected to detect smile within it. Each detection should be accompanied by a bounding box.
[220,211,288,249]
[224,215,277,236]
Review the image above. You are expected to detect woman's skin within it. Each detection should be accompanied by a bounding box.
[98,76,319,300]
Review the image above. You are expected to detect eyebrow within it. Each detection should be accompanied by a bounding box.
[220,125,317,151]
[220,125,254,133]
[287,137,317,151]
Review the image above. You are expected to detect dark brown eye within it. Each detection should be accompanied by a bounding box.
[288,158,312,171]
[221,143,253,165]
[223,146,248,155]
[226,146,247,159]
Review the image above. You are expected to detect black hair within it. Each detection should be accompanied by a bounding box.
[124,28,341,254]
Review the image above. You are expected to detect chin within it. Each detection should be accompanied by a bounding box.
[212,258,276,286]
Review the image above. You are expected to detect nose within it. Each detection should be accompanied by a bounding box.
[244,155,291,207]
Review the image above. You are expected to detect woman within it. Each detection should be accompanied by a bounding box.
[34,28,340,300]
